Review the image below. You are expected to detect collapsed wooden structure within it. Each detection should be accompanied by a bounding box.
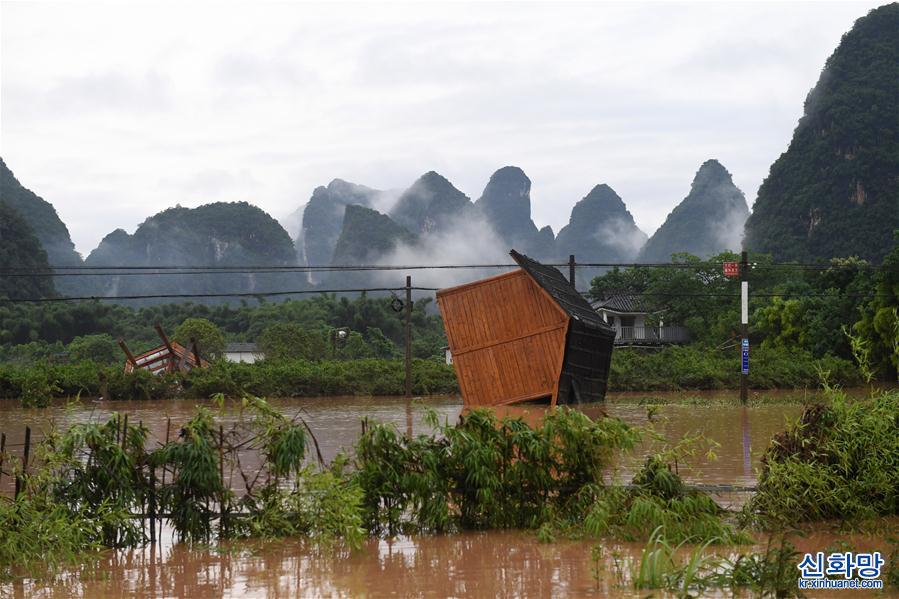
[437,250,616,407]
[119,324,209,374]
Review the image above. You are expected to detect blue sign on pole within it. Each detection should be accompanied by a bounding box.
[741,338,749,374]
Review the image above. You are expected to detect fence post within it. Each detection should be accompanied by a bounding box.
[0,432,5,490]
[160,417,171,541]
[148,462,157,544]
[15,426,30,500]
[404,275,412,398]
[219,425,226,538]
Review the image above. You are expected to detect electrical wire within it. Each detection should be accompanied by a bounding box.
[0,260,891,276]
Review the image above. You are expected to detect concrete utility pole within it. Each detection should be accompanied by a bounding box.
[404,275,413,398]
[740,251,749,405]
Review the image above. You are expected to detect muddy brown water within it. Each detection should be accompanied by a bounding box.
[1,390,895,597]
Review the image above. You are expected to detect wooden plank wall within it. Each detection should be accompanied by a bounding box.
[437,270,569,406]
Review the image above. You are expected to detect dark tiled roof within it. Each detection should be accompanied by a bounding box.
[510,250,614,332]
[591,293,651,314]
[226,342,260,352]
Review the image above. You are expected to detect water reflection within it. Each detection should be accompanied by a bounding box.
[9,526,899,598]
[0,393,807,498]
[0,390,896,597]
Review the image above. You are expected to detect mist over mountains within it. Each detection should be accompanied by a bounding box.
[640,160,749,263]
[0,4,894,302]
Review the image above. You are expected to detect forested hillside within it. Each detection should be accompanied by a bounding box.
[744,3,899,262]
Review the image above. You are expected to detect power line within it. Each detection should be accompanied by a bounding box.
[0,288,888,304]
[0,287,441,304]
[0,263,531,273]
[585,291,885,299]
[0,260,890,276]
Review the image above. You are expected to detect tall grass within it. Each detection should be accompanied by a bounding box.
[354,407,641,534]
[747,388,899,527]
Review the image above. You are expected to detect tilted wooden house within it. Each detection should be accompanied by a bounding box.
[437,250,616,407]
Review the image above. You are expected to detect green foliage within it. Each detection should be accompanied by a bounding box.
[83,201,301,302]
[854,235,899,380]
[582,454,749,545]
[173,317,226,359]
[609,345,861,391]
[258,322,328,361]
[0,358,458,404]
[614,527,803,597]
[744,4,899,262]
[66,334,120,364]
[45,414,149,546]
[639,160,748,262]
[0,293,448,363]
[152,408,222,542]
[0,157,81,269]
[756,256,876,359]
[19,366,62,408]
[0,497,108,581]
[748,389,899,527]
[590,250,890,383]
[354,407,640,535]
[0,201,56,299]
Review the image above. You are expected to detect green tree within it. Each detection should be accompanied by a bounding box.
[67,334,120,364]
[173,318,226,360]
[854,234,899,380]
[259,323,323,361]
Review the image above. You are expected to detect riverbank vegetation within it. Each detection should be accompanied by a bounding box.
[0,359,459,407]
[745,387,899,527]
[1,390,897,591]
[0,343,868,407]
[0,293,448,365]
[1,244,896,399]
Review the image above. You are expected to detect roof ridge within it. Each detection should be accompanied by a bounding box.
[509,249,614,332]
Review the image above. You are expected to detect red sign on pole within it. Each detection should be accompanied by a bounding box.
[723,262,739,277]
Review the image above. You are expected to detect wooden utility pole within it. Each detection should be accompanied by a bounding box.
[568,254,576,288]
[404,275,413,398]
[740,251,749,405]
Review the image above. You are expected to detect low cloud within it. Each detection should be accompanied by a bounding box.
[373,214,510,290]
[594,217,647,261]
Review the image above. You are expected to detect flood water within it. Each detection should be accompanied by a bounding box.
[1,390,895,597]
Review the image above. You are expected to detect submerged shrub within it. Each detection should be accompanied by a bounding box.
[0,497,108,581]
[748,389,899,527]
[583,456,750,545]
[355,407,640,535]
[152,408,223,542]
[613,527,802,598]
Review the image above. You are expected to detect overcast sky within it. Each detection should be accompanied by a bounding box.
[0,1,884,257]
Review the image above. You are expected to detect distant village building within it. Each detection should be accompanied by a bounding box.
[224,342,265,364]
[591,293,689,346]
[437,250,616,407]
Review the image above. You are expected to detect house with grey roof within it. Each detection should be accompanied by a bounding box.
[590,293,689,346]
